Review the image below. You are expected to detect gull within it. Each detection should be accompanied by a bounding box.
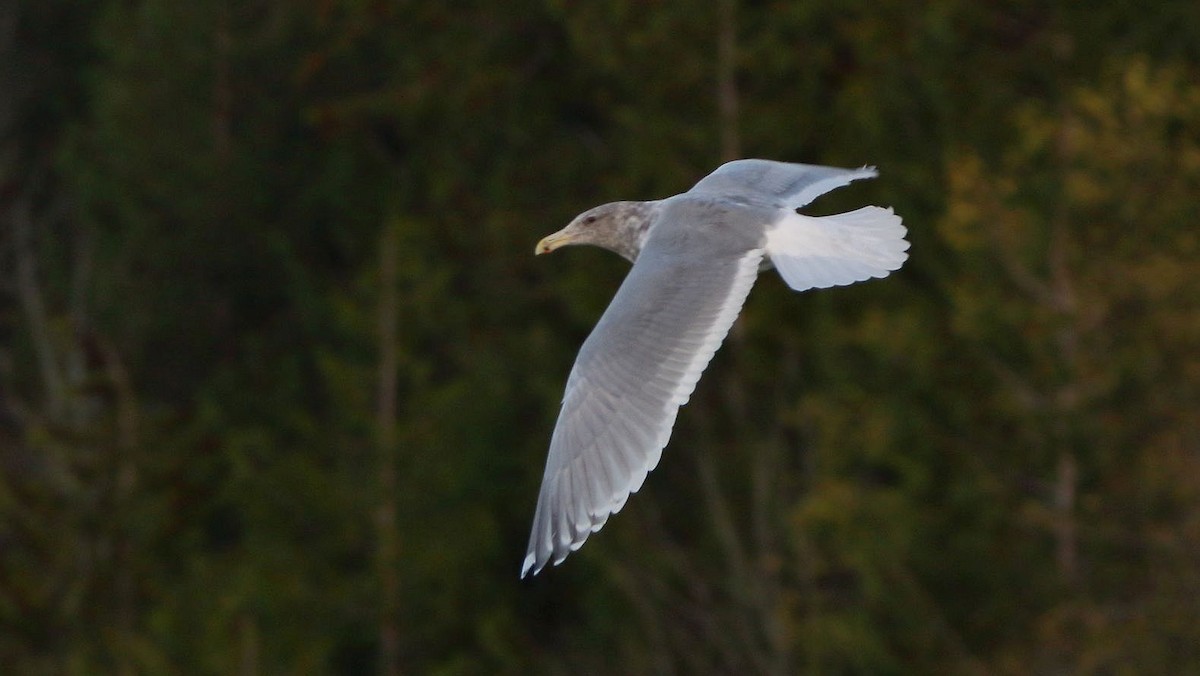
[523,159,909,577]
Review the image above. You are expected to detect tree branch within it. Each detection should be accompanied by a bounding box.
[13,190,65,417]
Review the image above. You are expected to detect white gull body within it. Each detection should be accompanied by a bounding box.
[524,159,909,577]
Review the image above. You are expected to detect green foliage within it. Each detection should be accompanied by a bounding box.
[2,0,1199,673]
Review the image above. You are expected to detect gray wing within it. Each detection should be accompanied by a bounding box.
[522,218,766,577]
[688,159,877,209]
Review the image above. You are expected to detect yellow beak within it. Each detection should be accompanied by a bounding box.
[535,230,573,255]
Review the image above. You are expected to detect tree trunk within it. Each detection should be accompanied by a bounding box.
[376,220,401,676]
[716,0,740,164]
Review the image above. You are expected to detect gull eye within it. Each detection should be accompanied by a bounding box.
[583,215,597,225]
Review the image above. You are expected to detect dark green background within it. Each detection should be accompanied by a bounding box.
[3,1,1199,673]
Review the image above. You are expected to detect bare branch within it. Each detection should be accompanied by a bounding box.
[13,192,65,417]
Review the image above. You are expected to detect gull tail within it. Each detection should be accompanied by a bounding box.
[765,206,909,292]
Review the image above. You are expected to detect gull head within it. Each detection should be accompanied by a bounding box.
[535,201,658,263]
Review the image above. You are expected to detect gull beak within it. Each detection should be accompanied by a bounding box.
[535,229,573,255]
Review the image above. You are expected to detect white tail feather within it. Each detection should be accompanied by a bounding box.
[765,206,909,292]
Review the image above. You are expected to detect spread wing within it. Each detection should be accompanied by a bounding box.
[688,158,878,209]
[689,159,908,291]
[522,227,765,577]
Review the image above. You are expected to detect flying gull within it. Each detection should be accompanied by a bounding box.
[523,159,909,577]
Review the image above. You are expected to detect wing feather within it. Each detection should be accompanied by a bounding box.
[522,238,765,576]
[688,159,878,209]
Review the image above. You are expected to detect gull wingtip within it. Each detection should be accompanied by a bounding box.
[520,552,538,579]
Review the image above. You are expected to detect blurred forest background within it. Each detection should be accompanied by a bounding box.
[2,1,1199,674]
